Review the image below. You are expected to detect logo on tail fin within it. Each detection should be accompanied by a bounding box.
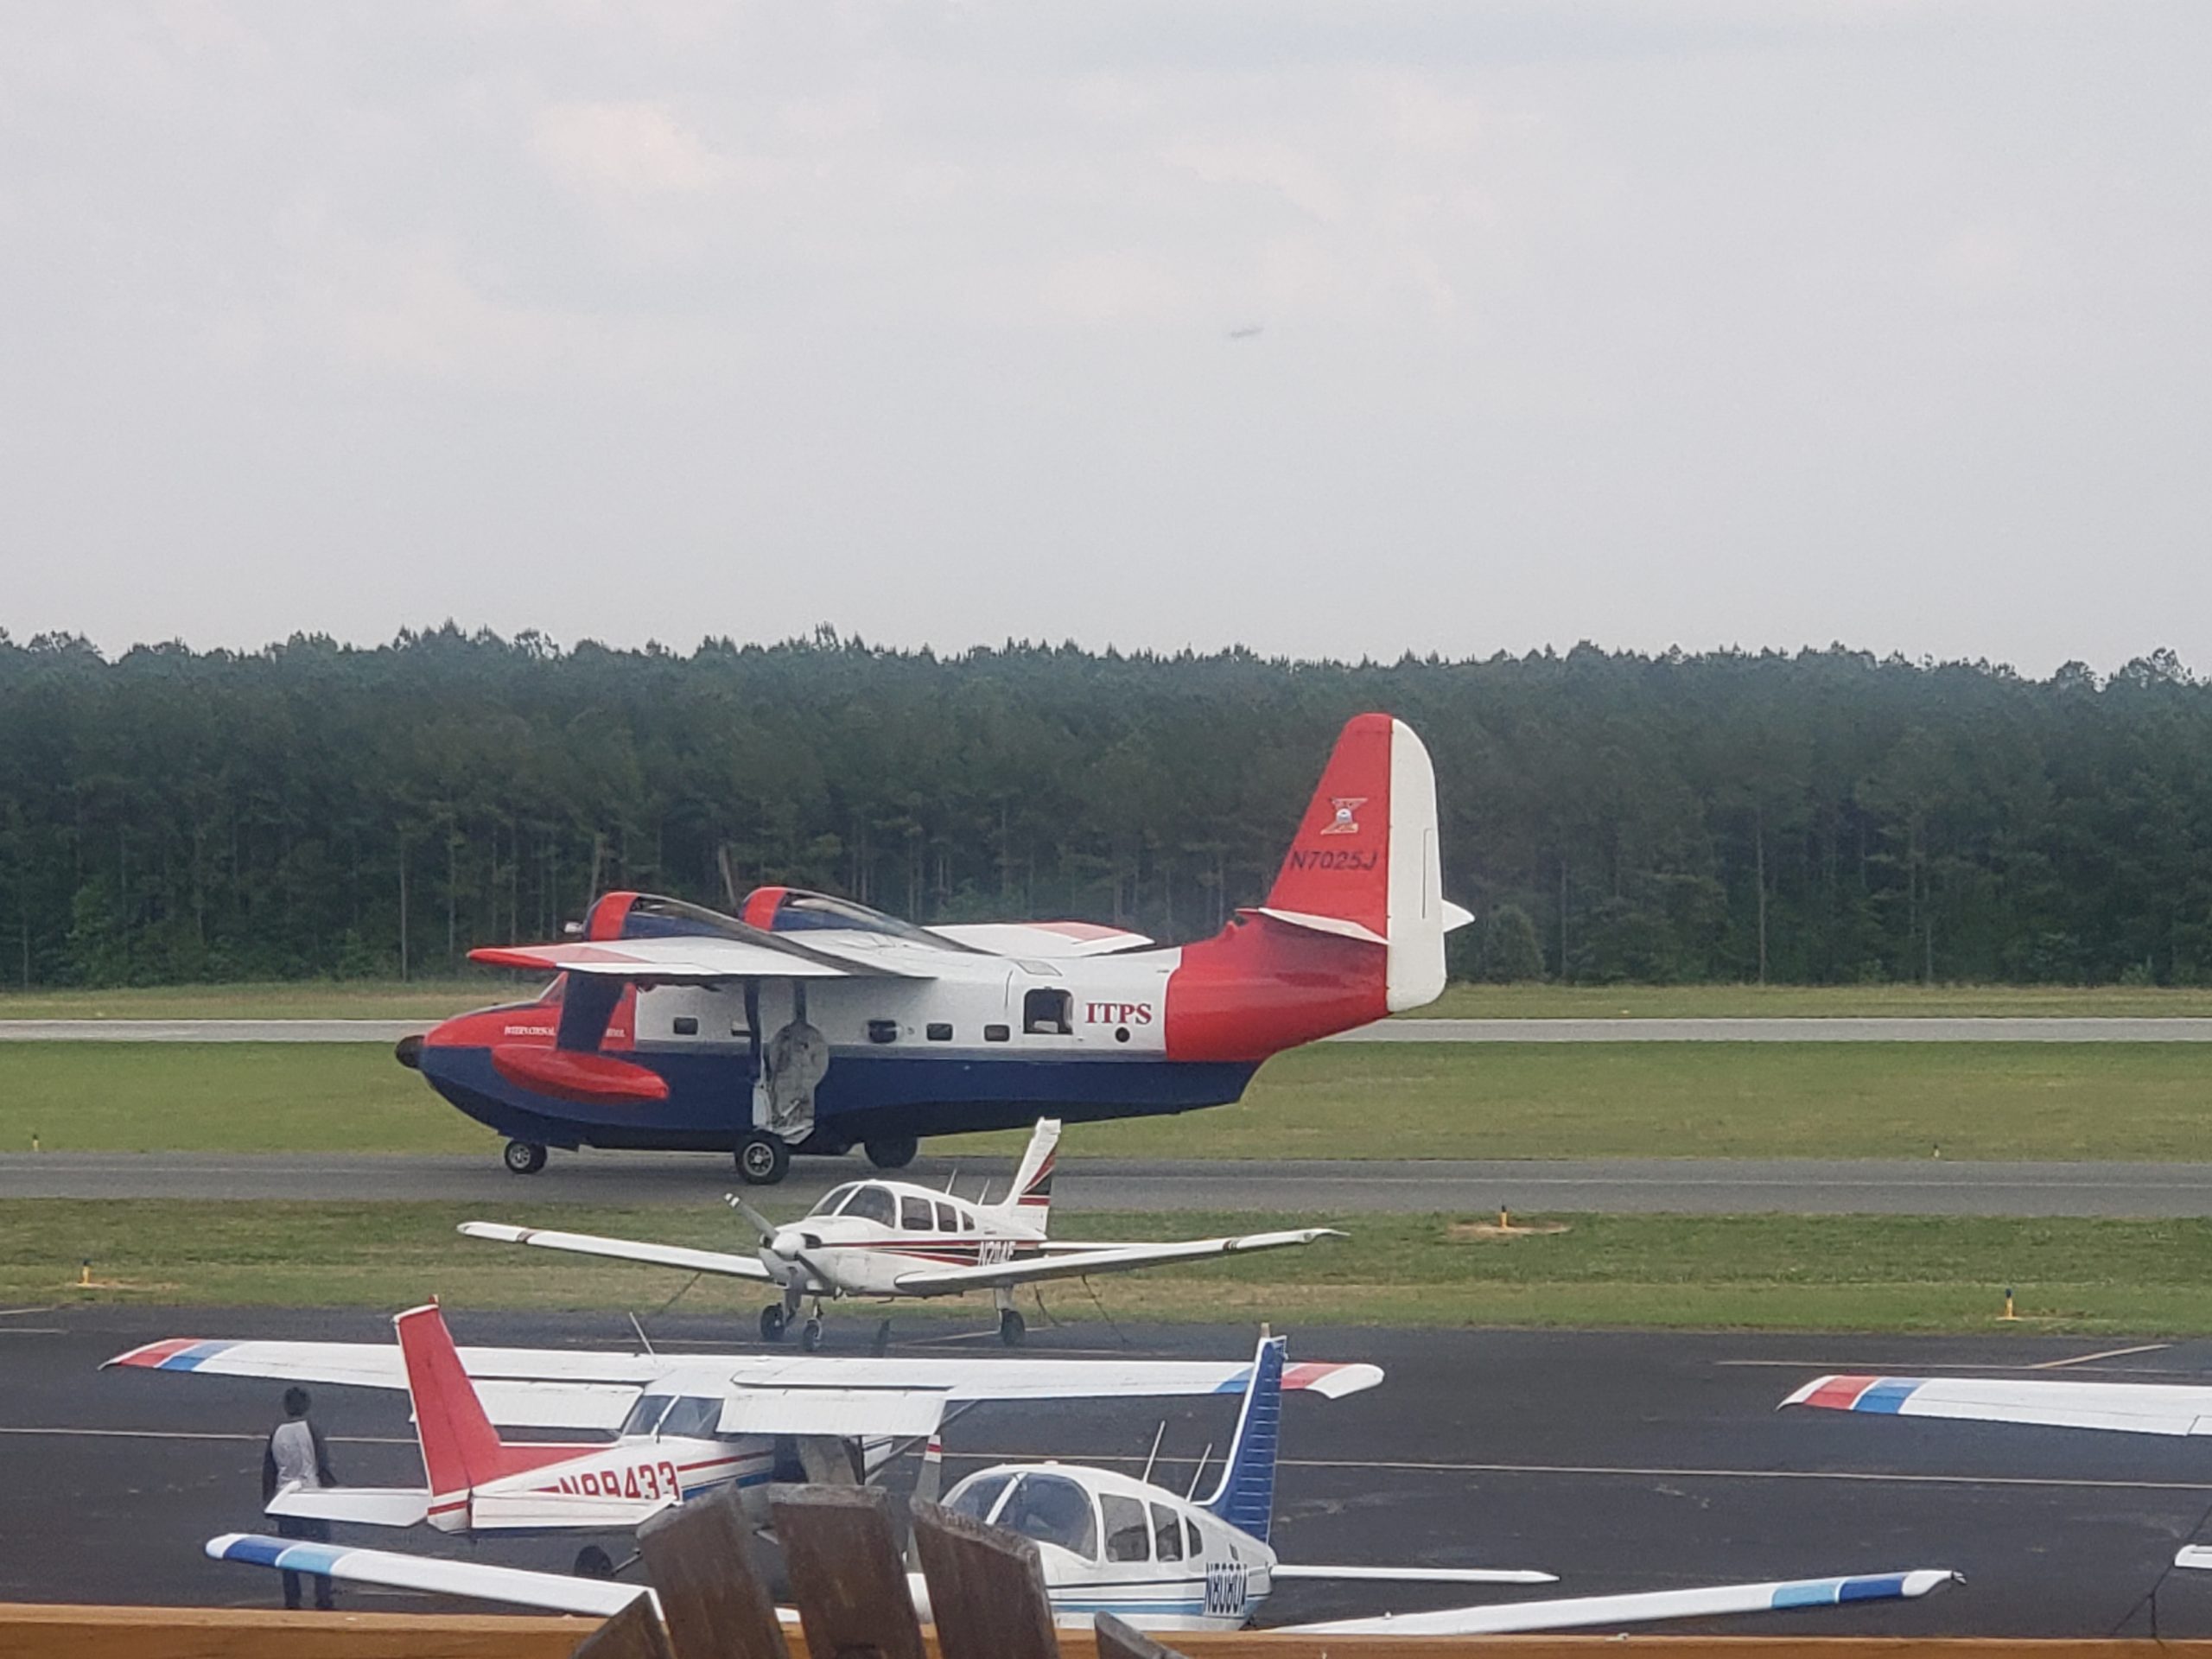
[1319,798,1366,836]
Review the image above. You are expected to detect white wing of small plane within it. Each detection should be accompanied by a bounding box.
[927,921,1154,957]
[1272,1564,1557,1586]
[468,932,929,981]
[265,1484,431,1527]
[109,1338,1381,1430]
[457,1222,778,1283]
[890,1229,1344,1294]
[1784,1374,2212,1436]
[206,1533,658,1618]
[1282,1568,1962,1636]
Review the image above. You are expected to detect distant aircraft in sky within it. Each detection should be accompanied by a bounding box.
[396,713,1469,1184]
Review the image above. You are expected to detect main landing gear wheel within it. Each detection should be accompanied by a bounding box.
[573,1545,614,1580]
[801,1317,825,1352]
[864,1135,918,1171]
[998,1309,1027,1348]
[760,1304,788,1343]
[502,1139,547,1176]
[735,1132,791,1185]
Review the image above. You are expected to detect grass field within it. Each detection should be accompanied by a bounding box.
[2,1038,2208,1161]
[10,978,2212,1021]
[9,1200,2211,1334]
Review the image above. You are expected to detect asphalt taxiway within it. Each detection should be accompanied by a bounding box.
[7,1149,2212,1216]
[8,1306,2212,1634]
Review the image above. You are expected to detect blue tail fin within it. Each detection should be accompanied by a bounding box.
[1202,1335,1284,1544]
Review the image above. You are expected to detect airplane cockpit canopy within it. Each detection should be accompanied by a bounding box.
[948,1470,1099,1561]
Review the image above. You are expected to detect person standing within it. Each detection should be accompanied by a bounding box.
[263,1385,339,1611]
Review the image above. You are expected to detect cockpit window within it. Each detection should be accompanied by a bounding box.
[1103,1494,1149,1562]
[946,1471,1016,1525]
[842,1185,895,1226]
[812,1184,859,1218]
[620,1394,674,1437]
[657,1396,722,1440]
[997,1474,1097,1560]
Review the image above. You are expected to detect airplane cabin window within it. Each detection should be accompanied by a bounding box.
[926,1022,954,1042]
[1152,1503,1183,1560]
[900,1195,934,1230]
[843,1185,896,1226]
[620,1394,675,1436]
[984,1024,1010,1042]
[933,1201,957,1232]
[813,1184,859,1217]
[947,1472,1016,1525]
[1102,1494,1150,1563]
[999,1474,1098,1560]
[960,1211,976,1231]
[1022,988,1072,1035]
[1184,1516,1202,1559]
[657,1396,722,1439]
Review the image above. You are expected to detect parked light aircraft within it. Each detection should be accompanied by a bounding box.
[203,1336,1961,1634]
[461,1118,1338,1348]
[394,713,1470,1184]
[107,1305,1382,1575]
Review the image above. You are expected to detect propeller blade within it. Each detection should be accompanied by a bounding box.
[724,1192,781,1247]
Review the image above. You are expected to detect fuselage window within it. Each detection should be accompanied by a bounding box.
[620,1394,675,1437]
[843,1185,896,1227]
[961,1211,976,1232]
[947,1471,1016,1524]
[1023,988,1072,1034]
[1152,1503,1183,1560]
[813,1184,860,1218]
[656,1396,723,1440]
[926,1022,953,1042]
[1102,1493,1150,1563]
[1184,1516,1202,1559]
[999,1474,1097,1561]
[900,1195,933,1231]
[933,1202,958,1232]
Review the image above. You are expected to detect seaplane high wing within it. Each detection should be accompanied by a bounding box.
[1785,1373,2212,1437]
[458,1118,1342,1346]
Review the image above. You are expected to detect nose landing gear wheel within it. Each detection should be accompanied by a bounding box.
[998,1309,1026,1347]
[864,1135,918,1170]
[760,1304,788,1343]
[573,1545,614,1579]
[736,1132,791,1185]
[800,1317,825,1352]
[502,1140,547,1176]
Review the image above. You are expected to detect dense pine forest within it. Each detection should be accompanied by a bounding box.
[3,626,2209,989]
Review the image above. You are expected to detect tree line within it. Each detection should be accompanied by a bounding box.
[2,625,2208,989]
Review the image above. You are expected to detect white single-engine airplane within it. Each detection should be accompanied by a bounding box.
[461,1118,1338,1348]
[206,1335,1961,1633]
[107,1304,1381,1576]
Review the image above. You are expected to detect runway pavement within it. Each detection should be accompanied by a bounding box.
[4,1147,2210,1214]
[10,1303,2212,1633]
[8,1015,2212,1041]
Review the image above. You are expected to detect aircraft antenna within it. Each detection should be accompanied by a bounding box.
[1138,1421,1167,1488]
[1185,1443,1212,1500]
[626,1312,657,1356]
[944,1166,958,1194]
[976,1179,994,1207]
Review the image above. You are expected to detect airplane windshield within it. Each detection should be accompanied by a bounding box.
[997,1474,1097,1561]
[658,1396,722,1439]
[620,1394,674,1436]
[946,1471,1015,1524]
[841,1185,896,1226]
[811,1184,859,1218]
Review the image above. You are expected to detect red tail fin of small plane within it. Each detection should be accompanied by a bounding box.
[395,1303,581,1516]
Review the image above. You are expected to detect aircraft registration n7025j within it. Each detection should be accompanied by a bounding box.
[393,712,1471,1183]
[461,1116,1342,1348]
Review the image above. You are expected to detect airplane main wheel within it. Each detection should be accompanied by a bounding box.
[503,1139,548,1176]
[864,1135,918,1170]
[800,1318,825,1352]
[760,1304,788,1343]
[735,1132,791,1185]
[573,1545,614,1579]
[998,1309,1027,1348]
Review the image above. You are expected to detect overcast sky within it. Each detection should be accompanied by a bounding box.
[3,2,2208,674]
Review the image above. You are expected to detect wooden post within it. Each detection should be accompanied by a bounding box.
[569,1599,673,1659]
[772,1486,927,1659]
[907,1497,1058,1659]
[636,1485,790,1659]
[1094,1611,1192,1659]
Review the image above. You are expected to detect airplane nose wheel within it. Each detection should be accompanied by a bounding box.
[998,1309,1026,1347]
[801,1317,825,1352]
[502,1140,547,1176]
[735,1132,791,1185]
[759,1304,788,1343]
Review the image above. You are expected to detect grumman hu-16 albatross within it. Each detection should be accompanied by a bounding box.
[397,713,1467,1183]
[106,1305,1381,1578]
[204,1336,1961,1635]
[461,1118,1338,1348]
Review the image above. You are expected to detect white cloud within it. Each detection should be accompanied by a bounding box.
[531,99,727,195]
